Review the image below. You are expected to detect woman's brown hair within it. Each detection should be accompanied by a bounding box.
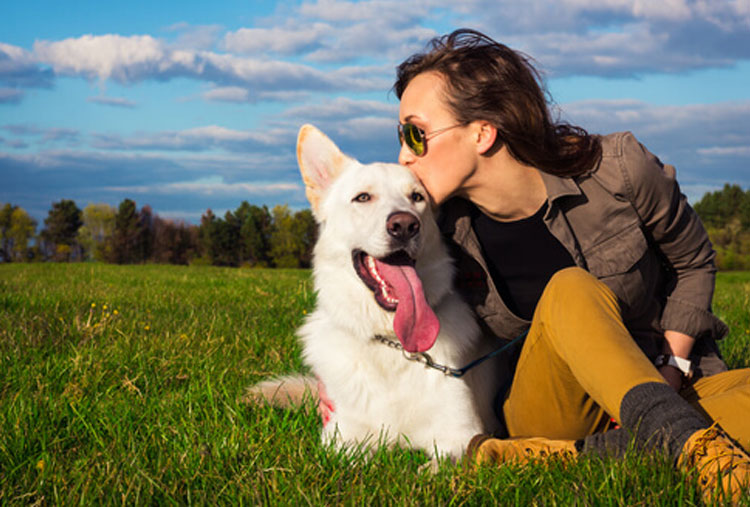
[394,29,601,178]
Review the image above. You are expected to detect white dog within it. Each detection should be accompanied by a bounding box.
[248,125,501,459]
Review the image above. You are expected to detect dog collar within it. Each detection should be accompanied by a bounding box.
[372,329,528,378]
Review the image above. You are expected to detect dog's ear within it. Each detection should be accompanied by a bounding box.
[297,124,352,216]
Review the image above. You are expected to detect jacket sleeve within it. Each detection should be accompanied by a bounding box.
[616,132,728,341]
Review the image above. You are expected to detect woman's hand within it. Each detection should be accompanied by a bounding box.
[658,364,684,392]
[660,330,694,391]
[317,377,335,426]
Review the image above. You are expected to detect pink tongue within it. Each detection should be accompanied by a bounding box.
[374,259,440,353]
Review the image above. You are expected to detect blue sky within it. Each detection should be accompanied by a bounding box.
[2,0,750,225]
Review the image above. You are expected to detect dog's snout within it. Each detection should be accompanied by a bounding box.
[387,212,420,241]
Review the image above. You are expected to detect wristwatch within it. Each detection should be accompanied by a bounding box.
[655,354,693,379]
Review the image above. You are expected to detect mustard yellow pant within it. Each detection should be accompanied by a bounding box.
[502,267,750,450]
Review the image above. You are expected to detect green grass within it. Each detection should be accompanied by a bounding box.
[1,263,748,505]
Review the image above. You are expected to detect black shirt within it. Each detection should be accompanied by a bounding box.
[472,202,575,320]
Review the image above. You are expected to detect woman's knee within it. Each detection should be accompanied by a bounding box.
[543,267,606,299]
[537,267,620,319]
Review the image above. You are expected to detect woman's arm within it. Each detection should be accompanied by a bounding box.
[616,133,728,384]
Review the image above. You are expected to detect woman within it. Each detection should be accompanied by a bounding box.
[393,28,750,501]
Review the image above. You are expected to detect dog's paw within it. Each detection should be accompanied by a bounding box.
[240,374,318,407]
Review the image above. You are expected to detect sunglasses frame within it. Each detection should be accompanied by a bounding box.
[398,122,465,157]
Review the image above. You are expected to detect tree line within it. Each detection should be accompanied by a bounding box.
[0,199,316,268]
[3,184,750,270]
[692,183,750,271]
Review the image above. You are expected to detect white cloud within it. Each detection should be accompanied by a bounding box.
[435,0,750,76]
[165,23,224,50]
[559,0,692,21]
[11,1,750,93]
[223,24,330,55]
[202,86,250,102]
[34,35,166,82]
[87,96,137,108]
[31,33,387,92]
[283,96,397,119]
[0,42,53,89]
[697,146,750,157]
[201,86,314,103]
[559,98,750,187]
[1,124,80,144]
[298,0,424,24]
[0,148,305,224]
[561,99,750,141]
[104,175,300,196]
[0,87,23,103]
[91,124,294,152]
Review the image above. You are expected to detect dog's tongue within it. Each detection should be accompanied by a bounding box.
[374,259,439,353]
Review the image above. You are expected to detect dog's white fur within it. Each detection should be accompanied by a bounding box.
[249,125,500,459]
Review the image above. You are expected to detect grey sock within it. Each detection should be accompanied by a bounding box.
[580,382,708,460]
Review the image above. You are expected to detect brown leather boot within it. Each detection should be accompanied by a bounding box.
[468,434,578,465]
[677,424,750,504]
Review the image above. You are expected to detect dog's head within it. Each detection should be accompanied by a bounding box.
[297,124,441,353]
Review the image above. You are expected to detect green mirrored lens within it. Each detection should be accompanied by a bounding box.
[404,124,425,156]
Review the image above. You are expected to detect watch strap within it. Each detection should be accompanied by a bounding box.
[655,354,693,378]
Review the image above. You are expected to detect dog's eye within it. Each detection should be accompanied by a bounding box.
[353,192,371,203]
[411,191,425,203]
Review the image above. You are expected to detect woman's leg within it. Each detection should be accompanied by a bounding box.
[470,267,750,503]
[503,267,667,438]
[683,368,750,450]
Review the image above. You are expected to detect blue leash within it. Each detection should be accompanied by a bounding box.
[448,328,528,378]
[373,328,528,378]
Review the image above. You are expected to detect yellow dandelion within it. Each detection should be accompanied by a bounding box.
[36,459,44,471]
[103,304,108,310]
[91,303,96,308]
[113,310,119,315]
[144,325,150,331]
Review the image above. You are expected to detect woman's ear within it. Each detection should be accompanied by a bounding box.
[474,121,498,156]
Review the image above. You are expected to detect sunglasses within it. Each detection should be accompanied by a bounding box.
[398,122,464,157]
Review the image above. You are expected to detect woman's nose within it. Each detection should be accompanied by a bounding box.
[398,142,415,166]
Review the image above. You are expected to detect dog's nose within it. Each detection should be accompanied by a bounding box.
[387,212,420,241]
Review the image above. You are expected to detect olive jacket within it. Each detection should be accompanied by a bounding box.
[439,131,729,390]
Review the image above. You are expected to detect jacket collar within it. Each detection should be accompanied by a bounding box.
[438,172,582,239]
[539,171,582,202]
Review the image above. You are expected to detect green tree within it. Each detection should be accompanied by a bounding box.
[137,205,155,262]
[693,183,750,270]
[211,211,241,266]
[196,208,240,266]
[40,199,83,261]
[198,209,217,264]
[235,202,272,266]
[7,207,37,261]
[78,203,116,261]
[740,190,750,230]
[694,184,749,228]
[0,203,17,262]
[152,216,198,265]
[293,208,317,268]
[269,205,315,268]
[270,205,295,268]
[108,199,141,264]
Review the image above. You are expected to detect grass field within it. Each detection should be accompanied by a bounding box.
[1,263,749,505]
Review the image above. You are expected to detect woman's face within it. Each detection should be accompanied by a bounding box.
[398,72,478,206]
